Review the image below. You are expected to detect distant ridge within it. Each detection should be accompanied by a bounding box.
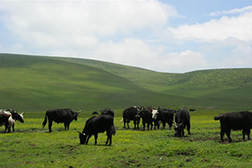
[0,53,251,111]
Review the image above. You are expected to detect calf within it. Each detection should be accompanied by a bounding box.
[78,115,116,145]
[174,108,190,137]
[214,111,252,142]
[122,106,140,129]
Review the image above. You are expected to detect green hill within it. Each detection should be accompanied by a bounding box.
[0,53,252,111]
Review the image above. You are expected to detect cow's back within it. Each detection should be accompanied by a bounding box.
[220,111,252,130]
[175,109,190,124]
[84,115,114,134]
[47,109,72,123]
[123,107,137,120]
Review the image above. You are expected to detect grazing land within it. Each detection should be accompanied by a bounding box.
[0,53,252,167]
[1,109,252,168]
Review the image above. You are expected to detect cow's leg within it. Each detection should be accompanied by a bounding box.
[48,120,53,132]
[106,132,112,145]
[247,130,251,140]
[86,134,92,145]
[94,134,98,145]
[127,121,130,129]
[142,122,145,131]
[64,123,67,130]
[12,124,15,132]
[187,123,191,135]
[123,118,126,128]
[133,120,136,129]
[220,130,225,142]
[226,129,232,142]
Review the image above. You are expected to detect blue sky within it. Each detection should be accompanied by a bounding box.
[0,0,252,73]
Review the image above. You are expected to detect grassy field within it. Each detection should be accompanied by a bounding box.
[1,53,252,167]
[1,108,252,168]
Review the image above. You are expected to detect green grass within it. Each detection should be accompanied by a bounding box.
[1,109,252,168]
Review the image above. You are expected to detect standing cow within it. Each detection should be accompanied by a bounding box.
[214,111,252,142]
[152,108,176,130]
[0,109,24,132]
[139,108,153,131]
[78,115,116,145]
[42,108,79,132]
[122,106,140,129]
[174,108,191,137]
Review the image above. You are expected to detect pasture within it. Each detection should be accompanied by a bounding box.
[1,108,252,168]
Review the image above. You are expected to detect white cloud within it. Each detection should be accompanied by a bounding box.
[0,0,179,49]
[168,11,252,42]
[210,5,252,16]
[94,39,207,72]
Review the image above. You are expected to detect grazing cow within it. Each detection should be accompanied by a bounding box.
[0,109,24,132]
[189,109,196,112]
[214,111,252,142]
[122,106,140,129]
[139,108,153,131]
[100,108,115,117]
[42,108,79,132]
[174,108,191,137]
[78,115,116,145]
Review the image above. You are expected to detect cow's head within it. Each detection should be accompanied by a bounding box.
[73,112,79,121]
[78,131,86,144]
[152,110,159,120]
[174,121,184,137]
[11,111,24,123]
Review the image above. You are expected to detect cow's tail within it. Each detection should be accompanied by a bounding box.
[214,115,222,120]
[42,112,48,128]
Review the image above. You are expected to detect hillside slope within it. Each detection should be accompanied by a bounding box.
[0,53,252,111]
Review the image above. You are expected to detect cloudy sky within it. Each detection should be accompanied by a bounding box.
[0,0,251,73]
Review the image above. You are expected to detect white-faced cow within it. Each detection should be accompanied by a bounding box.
[214,111,252,142]
[0,109,24,132]
[122,106,140,129]
[42,108,79,132]
[174,108,191,137]
[152,107,176,130]
[78,115,116,145]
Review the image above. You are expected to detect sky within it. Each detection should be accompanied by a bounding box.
[0,0,252,73]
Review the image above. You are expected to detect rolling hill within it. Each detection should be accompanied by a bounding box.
[0,53,252,112]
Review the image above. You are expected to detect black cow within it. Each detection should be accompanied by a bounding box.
[78,115,116,145]
[214,111,252,142]
[152,108,176,130]
[174,108,191,137]
[100,108,115,117]
[42,108,79,132]
[122,106,140,129]
[139,108,153,131]
[0,113,12,132]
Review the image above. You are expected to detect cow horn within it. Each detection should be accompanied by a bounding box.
[77,130,81,134]
[77,110,82,113]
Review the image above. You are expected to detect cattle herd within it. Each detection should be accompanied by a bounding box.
[1,107,252,145]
